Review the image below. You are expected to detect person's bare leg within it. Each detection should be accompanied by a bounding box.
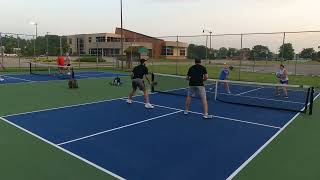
[201,97,209,115]
[275,86,280,95]
[283,86,288,97]
[144,90,150,104]
[185,96,192,113]
[128,90,136,101]
[225,82,230,93]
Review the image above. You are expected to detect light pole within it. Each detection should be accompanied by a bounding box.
[203,29,213,64]
[30,22,38,57]
[120,0,124,69]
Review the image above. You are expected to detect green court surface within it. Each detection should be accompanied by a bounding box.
[0,69,319,179]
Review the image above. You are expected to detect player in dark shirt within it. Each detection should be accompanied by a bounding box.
[127,59,154,109]
[185,58,213,119]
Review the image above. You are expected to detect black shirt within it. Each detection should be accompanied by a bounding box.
[132,64,148,79]
[187,64,208,86]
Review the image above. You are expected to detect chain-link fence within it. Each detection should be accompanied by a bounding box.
[1,30,320,80]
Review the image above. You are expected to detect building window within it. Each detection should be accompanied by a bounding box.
[69,39,72,44]
[89,37,92,43]
[180,49,186,56]
[96,36,106,42]
[107,37,121,42]
[161,46,174,56]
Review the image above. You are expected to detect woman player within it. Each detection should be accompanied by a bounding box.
[276,64,289,98]
[219,63,232,94]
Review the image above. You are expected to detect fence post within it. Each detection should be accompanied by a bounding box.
[238,34,243,80]
[176,35,179,75]
[17,34,21,70]
[0,32,3,66]
[281,32,286,63]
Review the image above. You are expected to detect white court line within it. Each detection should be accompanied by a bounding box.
[0,117,125,180]
[3,75,33,82]
[127,99,281,129]
[57,110,183,146]
[226,92,320,180]
[237,87,265,96]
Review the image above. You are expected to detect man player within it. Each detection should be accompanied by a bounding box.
[185,58,213,119]
[276,64,289,98]
[127,59,154,109]
[0,61,4,82]
[57,55,65,74]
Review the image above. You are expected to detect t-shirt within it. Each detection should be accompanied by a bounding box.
[219,68,230,80]
[132,64,148,79]
[187,64,208,86]
[57,56,65,66]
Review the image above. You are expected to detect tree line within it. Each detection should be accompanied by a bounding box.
[0,35,69,56]
[187,43,320,61]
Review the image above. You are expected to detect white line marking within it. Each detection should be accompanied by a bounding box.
[0,117,125,180]
[237,87,265,95]
[57,110,183,146]
[127,100,281,129]
[226,92,320,180]
[3,75,33,82]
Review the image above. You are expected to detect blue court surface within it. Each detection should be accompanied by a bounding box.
[2,84,318,180]
[0,71,128,84]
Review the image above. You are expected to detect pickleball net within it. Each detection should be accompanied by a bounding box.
[29,62,74,79]
[151,73,315,114]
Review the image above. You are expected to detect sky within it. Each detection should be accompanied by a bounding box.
[1,0,320,52]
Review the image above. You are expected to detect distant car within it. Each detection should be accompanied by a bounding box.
[4,54,18,57]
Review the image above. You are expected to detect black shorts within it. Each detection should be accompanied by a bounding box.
[132,79,145,91]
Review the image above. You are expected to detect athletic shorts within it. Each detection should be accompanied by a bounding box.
[132,79,145,91]
[280,80,289,84]
[188,86,206,99]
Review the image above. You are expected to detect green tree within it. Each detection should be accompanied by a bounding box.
[279,43,295,60]
[250,45,270,60]
[217,47,228,59]
[300,48,315,59]
[227,48,240,57]
[187,44,207,59]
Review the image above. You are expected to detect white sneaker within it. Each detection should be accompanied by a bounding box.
[184,111,189,115]
[0,78,4,82]
[126,99,133,104]
[145,103,154,109]
[203,114,213,119]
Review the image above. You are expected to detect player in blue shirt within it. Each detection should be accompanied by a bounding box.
[219,63,231,94]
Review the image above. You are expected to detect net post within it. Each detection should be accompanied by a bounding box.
[309,87,315,115]
[304,87,311,114]
[151,73,155,93]
[29,62,32,74]
[214,80,218,100]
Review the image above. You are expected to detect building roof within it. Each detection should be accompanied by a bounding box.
[115,28,163,41]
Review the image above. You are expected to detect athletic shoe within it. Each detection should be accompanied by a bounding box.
[203,114,213,119]
[126,99,133,104]
[184,111,189,115]
[284,96,289,99]
[145,103,154,109]
[0,78,4,82]
[227,91,231,94]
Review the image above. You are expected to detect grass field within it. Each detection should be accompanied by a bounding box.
[0,65,319,179]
